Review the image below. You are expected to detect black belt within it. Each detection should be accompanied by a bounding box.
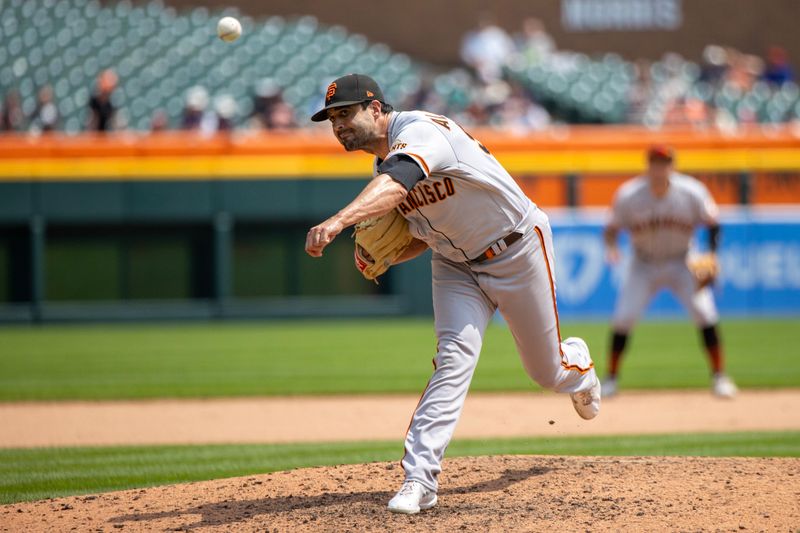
[469,232,523,264]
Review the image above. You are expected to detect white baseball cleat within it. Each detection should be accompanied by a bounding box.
[601,376,618,398]
[571,373,601,420]
[387,480,437,514]
[712,373,738,399]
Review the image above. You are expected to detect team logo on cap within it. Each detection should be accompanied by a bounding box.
[366,90,374,97]
[326,82,337,103]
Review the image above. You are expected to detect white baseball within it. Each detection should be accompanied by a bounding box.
[217,17,242,42]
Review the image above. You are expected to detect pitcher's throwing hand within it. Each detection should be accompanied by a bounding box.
[305,218,344,257]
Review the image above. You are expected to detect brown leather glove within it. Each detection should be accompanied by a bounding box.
[353,210,414,281]
[687,253,720,288]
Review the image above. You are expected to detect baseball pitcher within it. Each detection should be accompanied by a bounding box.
[602,145,738,398]
[304,74,601,514]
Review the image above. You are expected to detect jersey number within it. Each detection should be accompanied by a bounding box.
[424,113,491,155]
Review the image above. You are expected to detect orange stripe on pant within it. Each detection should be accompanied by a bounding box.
[534,226,594,374]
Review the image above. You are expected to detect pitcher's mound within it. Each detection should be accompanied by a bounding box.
[3,455,798,532]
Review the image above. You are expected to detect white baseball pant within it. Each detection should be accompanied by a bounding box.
[612,256,719,332]
[401,206,596,490]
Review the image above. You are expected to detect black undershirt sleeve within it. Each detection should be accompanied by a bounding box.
[377,154,426,191]
[708,224,720,252]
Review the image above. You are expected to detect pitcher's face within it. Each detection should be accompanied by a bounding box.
[328,103,379,152]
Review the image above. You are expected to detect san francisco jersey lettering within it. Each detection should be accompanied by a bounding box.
[376,110,531,262]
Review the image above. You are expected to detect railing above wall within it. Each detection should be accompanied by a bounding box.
[1,125,799,180]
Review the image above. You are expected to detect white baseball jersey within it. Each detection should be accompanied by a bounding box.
[375,110,531,262]
[609,173,719,261]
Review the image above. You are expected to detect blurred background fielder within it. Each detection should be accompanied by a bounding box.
[602,145,738,398]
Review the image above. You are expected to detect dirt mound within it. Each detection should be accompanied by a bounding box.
[3,455,798,532]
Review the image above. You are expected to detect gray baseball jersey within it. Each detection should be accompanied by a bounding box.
[375,110,531,262]
[374,111,597,491]
[609,172,719,261]
[609,172,720,330]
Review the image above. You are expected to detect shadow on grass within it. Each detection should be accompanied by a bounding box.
[109,464,552,529]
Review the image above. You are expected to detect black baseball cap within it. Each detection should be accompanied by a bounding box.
[311,73,386,122]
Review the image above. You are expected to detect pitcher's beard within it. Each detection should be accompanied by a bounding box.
[342,139,362,151]
[339,129,373,151]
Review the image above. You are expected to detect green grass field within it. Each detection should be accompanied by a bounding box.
[2,431,798,504]
[1,318,798,505]
[0,318,798,401]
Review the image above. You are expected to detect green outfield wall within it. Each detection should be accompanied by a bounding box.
[0,179,433,322]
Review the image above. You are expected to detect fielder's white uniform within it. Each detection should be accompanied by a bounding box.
[378,111,597,491]
[609,173,720,331]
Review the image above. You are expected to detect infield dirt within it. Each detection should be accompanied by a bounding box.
[3,455,798,532]
[2,389,799,447]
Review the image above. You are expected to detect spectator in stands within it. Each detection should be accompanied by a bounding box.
[214,94,238,132]
[150,109,169,132]
[249,78,298,130]
[724,49,761,92]
[464,100,491,126]
[29,85,59,133]
[663,95,711,128]
[250,78,280,128]
[181,86,217,135]
[181,86,207,130]
[495,81,551,132]
[87,69,118,132]
[513,18,555,66]
[700,45,729,88]
[626,59,654,123]
[477,80,511,126]
[1,89,24,132]
[762,46,794,86]
[713,104,738,134]
[404,77,448,117]
[267,101,297,131]
[460,13,515,83]
[684,97,711,128]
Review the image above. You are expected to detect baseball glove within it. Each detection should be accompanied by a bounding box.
[353,210,414,281]
[687,253,720,288]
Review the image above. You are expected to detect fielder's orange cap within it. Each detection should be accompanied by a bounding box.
[647,144,674,162]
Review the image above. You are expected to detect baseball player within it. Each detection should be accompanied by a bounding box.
[602,145,738,399]
[305,74,600,514]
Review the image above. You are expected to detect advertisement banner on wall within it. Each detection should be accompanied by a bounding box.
[561,0,683,32]
[549,208,800,319]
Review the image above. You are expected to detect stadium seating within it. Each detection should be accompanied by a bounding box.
[1,0,798,130]
[506,52,632,123]
[508,49,800,125]
[0,0,419,131]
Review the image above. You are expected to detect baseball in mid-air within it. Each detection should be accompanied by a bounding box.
[217,16,242,42]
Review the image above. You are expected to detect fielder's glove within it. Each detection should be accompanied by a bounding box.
[687,253,720,288]
[353,210,414,281]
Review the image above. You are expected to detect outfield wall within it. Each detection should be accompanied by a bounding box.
[549,208,800,319]
[0,127,798,322]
